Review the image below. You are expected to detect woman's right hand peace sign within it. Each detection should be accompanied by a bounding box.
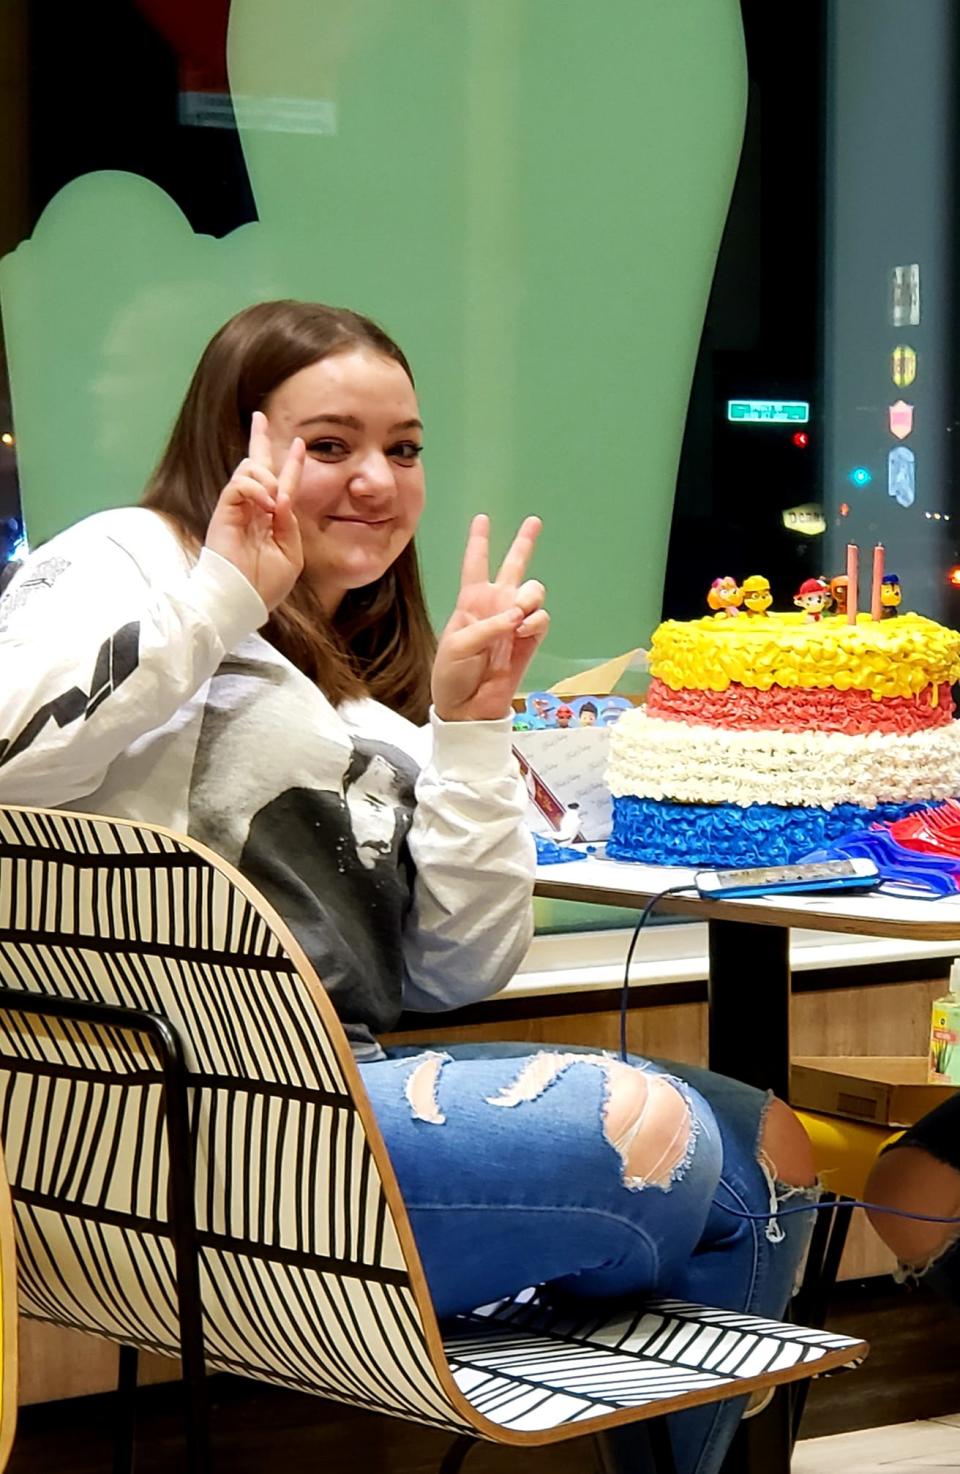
[204,411,305,611]
[432,515,549,722]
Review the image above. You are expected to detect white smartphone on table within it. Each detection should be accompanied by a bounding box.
[694,857,880,899]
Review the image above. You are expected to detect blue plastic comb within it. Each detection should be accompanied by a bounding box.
[803,828,960,897]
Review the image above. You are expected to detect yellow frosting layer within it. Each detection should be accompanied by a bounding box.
[649,612,960,700]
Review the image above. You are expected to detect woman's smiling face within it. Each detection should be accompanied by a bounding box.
[264,347,425,614]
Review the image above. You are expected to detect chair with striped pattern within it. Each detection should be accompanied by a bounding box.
[0,1138,17,1472]
[0,804,865,1474]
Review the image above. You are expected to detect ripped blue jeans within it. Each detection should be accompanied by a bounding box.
[359,1043,816,1474]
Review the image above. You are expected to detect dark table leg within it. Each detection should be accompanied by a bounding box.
[708,919,794,1474]
[708,919,791,1099]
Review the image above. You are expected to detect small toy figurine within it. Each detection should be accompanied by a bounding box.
[555,703,576,729]
[741,574,772,615]
[880,572,902,617]
[829,575,849,616]
[578,700,598,727]
[793,577,832,622]
[707,576,743,618]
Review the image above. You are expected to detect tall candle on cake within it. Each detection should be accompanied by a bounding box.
[846,543,859,625]
[870,544,885,622]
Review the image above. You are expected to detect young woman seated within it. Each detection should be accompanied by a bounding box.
[0,300,817,1474]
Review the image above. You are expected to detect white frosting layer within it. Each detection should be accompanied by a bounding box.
[607,709,960,809]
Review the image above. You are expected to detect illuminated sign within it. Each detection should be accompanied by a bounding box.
[888,446,916,508]
[889,401,914,440]
[891,345,917,387]
[890,264,921,327]
[781,504,826,536]
[727,400,810,424]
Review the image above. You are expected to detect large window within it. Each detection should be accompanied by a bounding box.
[0,0,746,669]
[0,1,755,935]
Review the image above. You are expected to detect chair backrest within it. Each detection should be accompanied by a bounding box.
[0,804,473,1433]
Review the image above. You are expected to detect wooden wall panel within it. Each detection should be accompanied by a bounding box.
[18,1321,179,1406]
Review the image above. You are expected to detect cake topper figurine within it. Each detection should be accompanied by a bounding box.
[829,575,849,616]
[880,572,902,617]
[741,575,772,615]
[794,577,832,622]
[707,576,743,617]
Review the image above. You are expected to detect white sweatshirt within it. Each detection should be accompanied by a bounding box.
[0,508,535,1056]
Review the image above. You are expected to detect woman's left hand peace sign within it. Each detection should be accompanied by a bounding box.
[432,515,549,722]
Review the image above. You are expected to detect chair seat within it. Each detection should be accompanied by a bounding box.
[797,1111,903,1199]
[443,1295,864,1435]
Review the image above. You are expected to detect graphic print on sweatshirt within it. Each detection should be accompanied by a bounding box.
[187,639,419,1048]
[0,553,142,772]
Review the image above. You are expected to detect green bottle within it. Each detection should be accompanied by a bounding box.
[929,960,960,1084]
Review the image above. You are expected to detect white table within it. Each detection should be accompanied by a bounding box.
[534,855,960,1097]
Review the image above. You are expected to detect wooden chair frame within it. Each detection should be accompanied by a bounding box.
[0,1135,17,1471]
[0,806,866,1473]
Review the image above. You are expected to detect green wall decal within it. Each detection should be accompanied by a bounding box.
[1,0,746,682]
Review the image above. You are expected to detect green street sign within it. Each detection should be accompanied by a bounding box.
[727,399,810,424]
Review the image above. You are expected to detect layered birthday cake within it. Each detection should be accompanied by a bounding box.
[606,610,960,866]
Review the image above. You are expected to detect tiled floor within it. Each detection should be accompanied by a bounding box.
[795,1414,960,1472]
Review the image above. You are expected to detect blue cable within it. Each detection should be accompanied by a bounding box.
[714,1198,960,1226]
[619,885,696,1061]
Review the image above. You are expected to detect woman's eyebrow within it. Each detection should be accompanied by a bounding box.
[296,413,424,433]
[296,413,363,430]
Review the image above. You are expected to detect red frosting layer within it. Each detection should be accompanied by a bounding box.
[645,678,955,734]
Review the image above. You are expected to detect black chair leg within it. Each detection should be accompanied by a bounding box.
[719,1196,856,1471]
[111,1338,211,1474]
[790,1196,855,1445]
[156,1016,211,1473]
[438,1434,478,1474]
[0,997,214,1472]
[182,1351,212,1474]
[809,1196,855,1329]
[113,1344,139,1474]
[593,1416,678,1474]
[720,1386,793,1474]
[793,1192,855,1332]
[792,1191,839,1327]
[645,1416,678,1474]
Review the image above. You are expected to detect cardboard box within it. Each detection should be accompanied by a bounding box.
[511,647,648,844]
[790,1056,957,1128]
[512,725,614,842]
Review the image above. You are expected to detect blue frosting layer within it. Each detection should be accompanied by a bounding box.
[607,796,925,868]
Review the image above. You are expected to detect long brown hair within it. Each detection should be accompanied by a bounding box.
[142,300,436,722]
